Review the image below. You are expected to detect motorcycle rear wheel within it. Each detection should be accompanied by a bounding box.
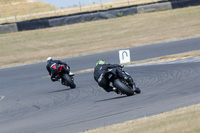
[113,79,134,96]
[63,74,76,89]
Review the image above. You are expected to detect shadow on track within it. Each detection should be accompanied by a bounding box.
[48,88,72,93]
[95,95,128,102]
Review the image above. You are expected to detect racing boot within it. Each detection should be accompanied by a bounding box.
[133,82,141,94]
[51,76,59,82]
[69,71,74,76]
[61,79,66,85]
[112,87,122,94]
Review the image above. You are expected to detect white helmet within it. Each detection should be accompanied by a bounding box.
[46,57,53,62]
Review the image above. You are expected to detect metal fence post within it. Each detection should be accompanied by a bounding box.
[100,0,103,9]
[79,2,82,11]
[4,12,8,23]
[14,12,17,22]
[89,0,92,10]
[29,9,32,19]
[54,7,57,15]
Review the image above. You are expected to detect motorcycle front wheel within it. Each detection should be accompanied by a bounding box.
[63,74,76,89]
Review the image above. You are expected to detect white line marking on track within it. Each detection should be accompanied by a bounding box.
[0,96,5,102]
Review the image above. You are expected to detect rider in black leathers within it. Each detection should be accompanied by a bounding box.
[46,57,73,82]
[94,60,129,93]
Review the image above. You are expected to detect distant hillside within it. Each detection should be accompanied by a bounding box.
[0,0,27,4]
[0,0,163,24]
[0,0,56,19]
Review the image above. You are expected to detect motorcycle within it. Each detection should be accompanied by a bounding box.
[56,65,76,89]
[105,68,141,96]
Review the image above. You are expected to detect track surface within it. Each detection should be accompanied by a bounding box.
[0,37,200,133]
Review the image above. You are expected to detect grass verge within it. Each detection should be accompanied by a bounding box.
[0,0,56,21]
[0,5,200,68]
[125,50,200,66]
[0,0,164,24]
[0,6,200,68]
[83,104,200,133]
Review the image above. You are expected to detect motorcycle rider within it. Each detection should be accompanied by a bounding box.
[94,60,131,94]
[46,57,74,82]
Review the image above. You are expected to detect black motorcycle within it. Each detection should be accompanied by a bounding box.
[105,68,141,96]
[56,65,76,89]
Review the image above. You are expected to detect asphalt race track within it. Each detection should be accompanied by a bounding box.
[0,37,200,133]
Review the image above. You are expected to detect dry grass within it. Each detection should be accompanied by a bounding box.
[0,0,56,23]
[84,104,200,133]
[102,0,163,8]
[0,0,27,4]
[0,0,164,24]
[0,5,200,68]
[124,50,200,67]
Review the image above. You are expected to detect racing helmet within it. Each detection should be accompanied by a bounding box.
[46,57,53,63]
[96,60,105,66]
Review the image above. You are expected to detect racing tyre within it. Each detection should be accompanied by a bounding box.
[134,87,141,94]
[63,74,76,89]
[113,79,134,96]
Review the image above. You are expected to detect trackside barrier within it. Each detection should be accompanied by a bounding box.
[17,20,49,31]
[170,0,200,9]
[0,0,200,34]
[137,2,172,13]
[48,6,138,27]
[0,23,18,34]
